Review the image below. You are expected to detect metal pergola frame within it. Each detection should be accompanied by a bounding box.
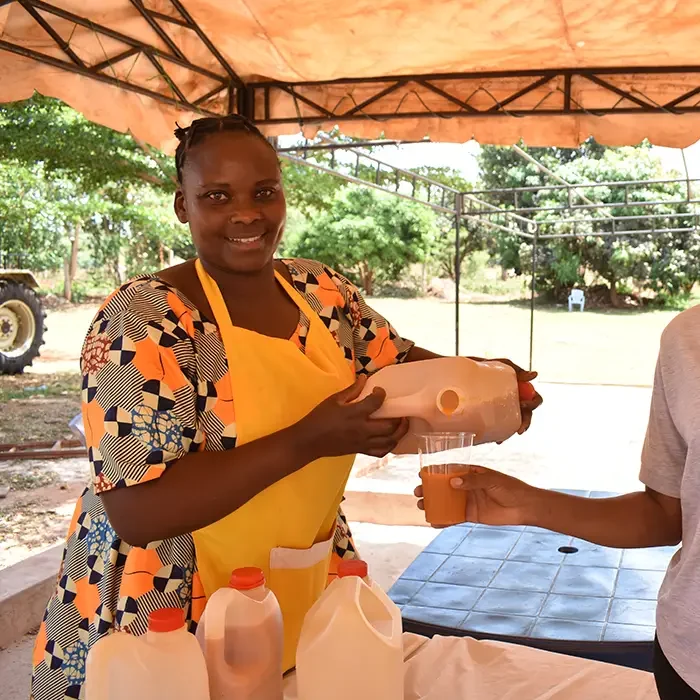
[285,136,699,367]
[4,1,700,126]
[280,136,535,359]
[467,177,699,368]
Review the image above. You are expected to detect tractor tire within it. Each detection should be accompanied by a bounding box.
[0,281,46,374]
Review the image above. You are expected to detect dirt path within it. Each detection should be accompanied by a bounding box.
[0,303,97,569]
[28,303,100,375]
[0,303,98,443]
[0,458,87,569]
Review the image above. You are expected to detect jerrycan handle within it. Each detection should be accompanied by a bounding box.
[203,587,229,643]
[377,388,432,419]
[204,568,266,643]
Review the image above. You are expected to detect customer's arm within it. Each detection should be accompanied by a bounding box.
[531,487,681,548]
[543,333,686,548]
[417,316,688,549]
[416,468,681,548]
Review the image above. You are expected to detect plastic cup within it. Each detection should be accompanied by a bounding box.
[419,432,475,526]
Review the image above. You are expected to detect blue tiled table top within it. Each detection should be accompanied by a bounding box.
[389,490,678,643]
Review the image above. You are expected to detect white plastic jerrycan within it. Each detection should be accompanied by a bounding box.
[358,356,537,453]
[197,567,284,700]
[84,607,209,700]
[296,559,403,700]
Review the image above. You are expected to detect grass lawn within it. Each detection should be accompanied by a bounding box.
[370,297,695,386]
[0,297,694,446]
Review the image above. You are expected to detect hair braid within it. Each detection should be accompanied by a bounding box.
[174,114,276,182]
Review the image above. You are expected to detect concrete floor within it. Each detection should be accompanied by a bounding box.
[0,633,34,699]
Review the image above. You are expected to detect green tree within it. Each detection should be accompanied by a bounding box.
[281,158,344,215]
[475,139,700,305]
[476,139,612,275]
[0,94,176,190]
[516,148,699,305]
[84,186,194,284]
[0,161,68,270]
[478,138,610,203]
[290,187,436,295]
[0,95,185,295]
[406,166,487,281]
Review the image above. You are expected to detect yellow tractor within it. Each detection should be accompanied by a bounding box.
[0,270,46,374]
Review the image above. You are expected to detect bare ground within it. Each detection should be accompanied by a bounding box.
[0,457,87,569]
[0,303,97,569]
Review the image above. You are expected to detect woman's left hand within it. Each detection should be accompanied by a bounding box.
[486,358,543,434]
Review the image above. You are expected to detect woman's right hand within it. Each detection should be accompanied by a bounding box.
[295,376,409,460]
[414,466,542,527]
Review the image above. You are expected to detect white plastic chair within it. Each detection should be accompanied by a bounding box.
[568,288,585,312]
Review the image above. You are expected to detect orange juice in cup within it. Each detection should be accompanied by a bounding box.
[419,433,474,527]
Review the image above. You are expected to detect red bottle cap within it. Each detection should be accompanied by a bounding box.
[518,381,537,402]
[229,567,266,590]
[148,607,185,633]
[337,559,369,579]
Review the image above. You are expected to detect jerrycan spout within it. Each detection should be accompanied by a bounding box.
[378,386,467,420]
[435,387,465,417]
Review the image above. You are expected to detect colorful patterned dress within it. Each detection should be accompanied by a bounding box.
[29,259,413,700]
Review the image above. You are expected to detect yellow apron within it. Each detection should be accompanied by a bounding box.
[193,259,356,671]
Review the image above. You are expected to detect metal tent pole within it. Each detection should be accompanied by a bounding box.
[529,224,539,371]
[454,194,463,356]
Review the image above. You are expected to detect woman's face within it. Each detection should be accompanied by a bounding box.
[174,130,286,275]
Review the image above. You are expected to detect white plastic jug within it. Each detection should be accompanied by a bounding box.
[84,607,209,700]
[197,567,284,700]
[296,559,403,700]
[358,356,535,452]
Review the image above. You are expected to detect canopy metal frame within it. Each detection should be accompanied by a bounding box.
[0,0,245,115]
[281,137,535,358]
[286,137,699,367]
[4,0,700,126]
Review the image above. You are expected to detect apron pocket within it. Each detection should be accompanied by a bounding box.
[269,535,335,672]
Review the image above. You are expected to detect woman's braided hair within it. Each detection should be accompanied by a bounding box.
[174,114,277,183]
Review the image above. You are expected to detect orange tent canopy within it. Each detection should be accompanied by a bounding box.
[2,0,700,151]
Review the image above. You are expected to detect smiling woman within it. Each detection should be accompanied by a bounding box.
[29,115,540,699]
[28,114,417,700]
[173,117,286,275]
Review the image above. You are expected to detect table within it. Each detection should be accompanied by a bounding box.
[389,490,678,671]
[283,633,659,699]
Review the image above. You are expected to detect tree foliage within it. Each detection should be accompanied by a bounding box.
[479,139,609,200]
[281,159,344,215]
[289,187,436,295]
[477,140,698,305]
[402,166,484,281]
[528,149,699,303]
[0,95,186,293]
[0,162,70,270]
[2,97,697,308]
[0,95,176,190]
